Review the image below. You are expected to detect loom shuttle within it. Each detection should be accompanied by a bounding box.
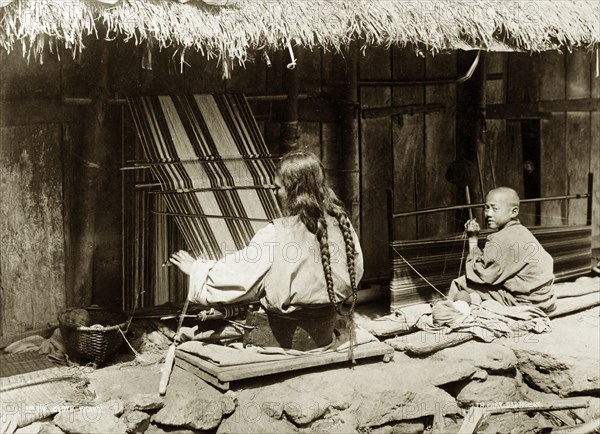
[162,261,173,267]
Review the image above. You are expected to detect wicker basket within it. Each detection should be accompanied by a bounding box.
[58,307,129,366]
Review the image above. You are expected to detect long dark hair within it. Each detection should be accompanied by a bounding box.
[276,151,357,315]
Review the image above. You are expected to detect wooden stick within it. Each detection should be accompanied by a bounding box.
[487,397,589,415]
[459,406,489,434]
[488,155,497,189]
[159,298,190,395]
[475,150,485,201]
[465,185,474,220]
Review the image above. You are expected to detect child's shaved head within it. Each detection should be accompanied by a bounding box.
[487,187,520,208]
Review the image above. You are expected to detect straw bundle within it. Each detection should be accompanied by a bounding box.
[1,0,598,65]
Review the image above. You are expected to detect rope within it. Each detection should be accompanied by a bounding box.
[117,328,160,366]
[390,245,449,300]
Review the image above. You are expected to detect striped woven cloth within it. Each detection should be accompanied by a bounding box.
[128,94,281,260]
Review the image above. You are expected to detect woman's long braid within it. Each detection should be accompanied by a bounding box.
[330,207,358,315]
[316,215,342,315]
[329,206,358,362]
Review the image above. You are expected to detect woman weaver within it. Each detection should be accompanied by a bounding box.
[169,150,364,351]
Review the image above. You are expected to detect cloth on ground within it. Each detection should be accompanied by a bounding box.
[177,324,378,367]
[4,328,66,365]
[414,299,551,342]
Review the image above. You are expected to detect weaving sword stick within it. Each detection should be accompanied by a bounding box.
[159,298,189,395]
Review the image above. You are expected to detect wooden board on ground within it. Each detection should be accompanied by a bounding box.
[175,340,394,391]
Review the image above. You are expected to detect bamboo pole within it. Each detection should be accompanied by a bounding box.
[392,193,591,218]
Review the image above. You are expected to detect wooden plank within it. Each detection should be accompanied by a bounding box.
[499,120,525,201]
[216,341,393,382]
[0,49,61,100]
[565,50,591,226]
[296,47,322,157]
[322,50,345,198]
[176,341,393,384]
[482,119,506,190]
[322,122,342,196]
[297,122,321,159]
[566,112,591,225]
[566,51,591,100]
[263,50,286,155]
[175,357,229,391]
[485,52,507,105]
[507,53,539,103]
[590,56,598,252]
[422,52,457,238]
[540,114,568,225]
[391,47,425,241]
[592,112,600,251]
[360,46,392,279]
[0,125,66,337]
[540,51,566,101]
[539,50,567,226]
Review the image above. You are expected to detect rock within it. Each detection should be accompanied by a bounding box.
[456,375,522,407]
[471,369,488,381]
[220,392,237,417]
[121,410,150,433]
[145,424,196,434]
[431,341,518,373]
[151,366,234,430]
[124,394,164,412]
[478,412,548,434]
[152,393,225,431]
[430,364,477,386]
[505,308,600,396]
[216,410,298,433]
[15,422,64,434]
[356,388,458,428]
[53,402,128,434]
[370,420,425,434]
[283,396,330,426]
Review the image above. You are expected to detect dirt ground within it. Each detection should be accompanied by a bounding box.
[6,277,600,433]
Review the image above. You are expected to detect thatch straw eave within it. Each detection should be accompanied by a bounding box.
[1,0,598,66]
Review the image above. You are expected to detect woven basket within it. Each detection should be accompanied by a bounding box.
[58,308,129,366]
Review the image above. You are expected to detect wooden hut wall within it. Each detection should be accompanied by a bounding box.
[1,40,598,337]
[1,55,70,342]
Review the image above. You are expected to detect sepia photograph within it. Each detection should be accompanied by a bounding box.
[0,1,599,433]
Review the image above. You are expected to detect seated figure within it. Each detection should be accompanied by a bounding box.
[169,150,363,350]
[448,187,557,318]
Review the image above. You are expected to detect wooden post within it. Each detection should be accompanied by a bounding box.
[67,44,110,307]
[280,46,299,154]
[342,45,360,230]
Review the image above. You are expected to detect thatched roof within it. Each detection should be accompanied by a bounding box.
[1,0,599,66]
